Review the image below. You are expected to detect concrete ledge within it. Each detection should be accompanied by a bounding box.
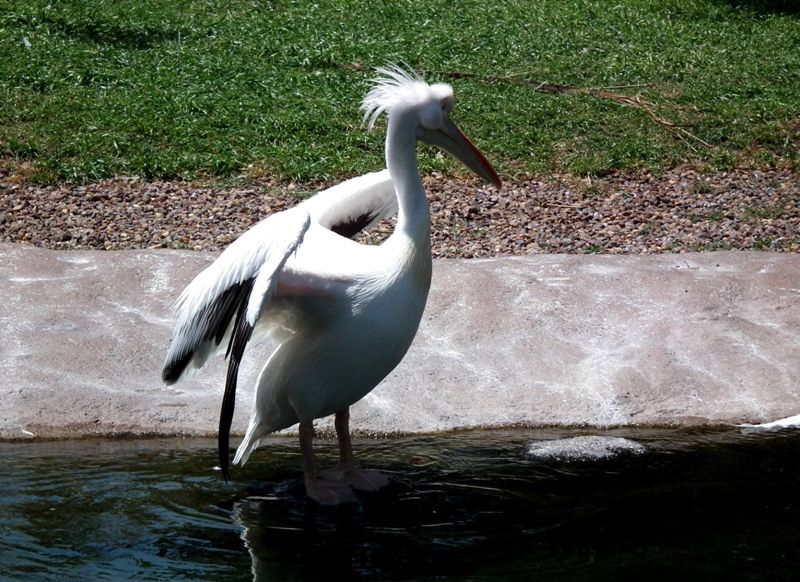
[1,243,797,440]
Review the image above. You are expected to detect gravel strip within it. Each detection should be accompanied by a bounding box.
[1,167,797,256]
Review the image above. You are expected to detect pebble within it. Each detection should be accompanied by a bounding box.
[0,167,797,257]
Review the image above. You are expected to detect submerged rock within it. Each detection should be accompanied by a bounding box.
[525,436,647,461]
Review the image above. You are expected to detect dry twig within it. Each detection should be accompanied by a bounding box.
[431,69,713,150]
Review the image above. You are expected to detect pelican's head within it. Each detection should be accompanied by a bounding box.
[361,65,501,188]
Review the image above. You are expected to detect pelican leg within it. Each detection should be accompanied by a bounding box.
[299,421,357,505]
[321,408,390,492]
[335,408,355,467]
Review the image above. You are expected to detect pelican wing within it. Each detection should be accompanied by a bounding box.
[300,169,396,239]
[162,170,395,383]
[162,207,311,385]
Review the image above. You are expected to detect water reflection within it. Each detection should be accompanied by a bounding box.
[1,428,798,580]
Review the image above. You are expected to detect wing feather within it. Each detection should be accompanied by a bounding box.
[161,207,310,384]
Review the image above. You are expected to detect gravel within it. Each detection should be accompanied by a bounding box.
[1,167,797,256]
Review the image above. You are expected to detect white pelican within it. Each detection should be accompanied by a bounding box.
[162,65,501,504]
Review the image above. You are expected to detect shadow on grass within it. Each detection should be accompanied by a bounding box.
[716,0,800,16]
[28,12,190,49]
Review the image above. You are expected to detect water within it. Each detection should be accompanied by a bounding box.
[1,427,798,580]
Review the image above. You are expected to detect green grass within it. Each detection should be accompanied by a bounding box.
[0,0,798,182]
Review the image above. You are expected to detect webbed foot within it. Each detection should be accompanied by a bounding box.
[320,467,390,492]
[305,477,358,505]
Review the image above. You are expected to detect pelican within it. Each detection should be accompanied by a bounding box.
[162,65,501,504]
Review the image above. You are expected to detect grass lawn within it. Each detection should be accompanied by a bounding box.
[0,0,798,183]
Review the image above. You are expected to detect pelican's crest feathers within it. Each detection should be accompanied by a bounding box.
[361,64,453,129]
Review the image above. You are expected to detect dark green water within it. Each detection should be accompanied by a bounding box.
[1,427,798,581]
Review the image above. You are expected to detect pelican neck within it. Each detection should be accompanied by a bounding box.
[385,112,430,241]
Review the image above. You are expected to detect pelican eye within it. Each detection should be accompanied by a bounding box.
[441,96,454,115]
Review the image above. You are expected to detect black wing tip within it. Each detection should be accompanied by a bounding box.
[217,310,254,488]
[330,210,379,239]
[219,417,233,484]
[220,458,231,483]
[162,278,257,386]
[161,353,191,385]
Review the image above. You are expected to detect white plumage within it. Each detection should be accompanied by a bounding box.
[162,65,500,504]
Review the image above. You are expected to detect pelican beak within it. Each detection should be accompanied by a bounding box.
[418,117,502,188]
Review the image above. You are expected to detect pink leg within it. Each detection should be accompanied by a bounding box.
[335,408,355,468]
[299,421,357,505]
[321,409,389,492]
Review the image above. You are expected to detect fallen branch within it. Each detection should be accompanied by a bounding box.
[431,69,713,150]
